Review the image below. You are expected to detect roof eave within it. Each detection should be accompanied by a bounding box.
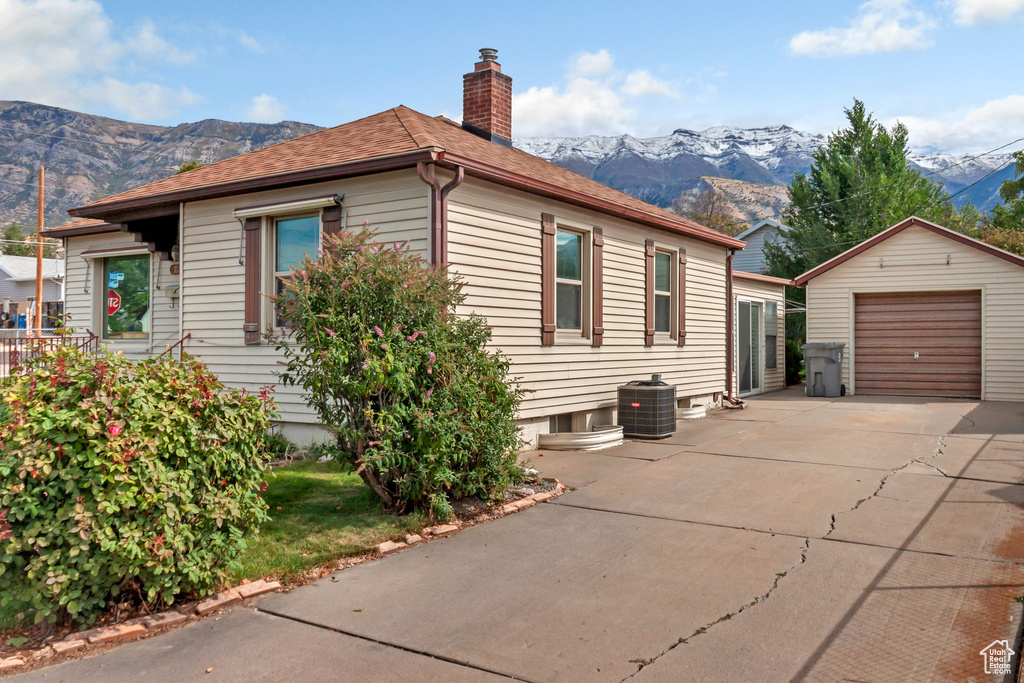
[69,148,442,222]
[437,152,746,250]
[794,215,1024,286]
[732,271,794,286]
[44,222,122,238]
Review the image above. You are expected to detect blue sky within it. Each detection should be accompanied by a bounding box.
[1,0,1022,154]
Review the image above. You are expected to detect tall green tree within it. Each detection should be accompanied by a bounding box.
[1,224,33,257]
[765,100,978,280]
[990,151,1024,231]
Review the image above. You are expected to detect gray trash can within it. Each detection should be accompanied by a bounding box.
[802,342,845,398]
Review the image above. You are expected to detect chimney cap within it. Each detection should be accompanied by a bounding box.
[478,48,498,62]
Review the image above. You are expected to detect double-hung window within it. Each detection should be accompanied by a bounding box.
[555,228,586,334]
[653,250,673,335]
[272,215,320,328]
[102,254,150,340]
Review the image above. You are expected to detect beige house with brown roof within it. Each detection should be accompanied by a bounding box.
[49,50,771,444]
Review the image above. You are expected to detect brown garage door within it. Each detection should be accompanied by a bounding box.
[854,290,981,398]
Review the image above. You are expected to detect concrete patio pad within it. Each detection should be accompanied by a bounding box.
[634,538,1024,682]
[552,450,884,538]
[830,471,1024,563]
[12,607,501,683]
[779,401,975,436]
[658,417,761,446]
[689,423,940,471]
[706,405,810,423]
[933,436,1024,485]
[948,401,1024,443]
[257,503,804,683]
[521,449,649,489]
[588,440,690,460]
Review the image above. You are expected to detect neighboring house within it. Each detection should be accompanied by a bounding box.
[0,255,63,305]
[796,216,1024,401]
[731,271,790,398]
[48,49,754,444]
[733,219,789,274]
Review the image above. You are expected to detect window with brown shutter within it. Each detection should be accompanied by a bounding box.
[592,227,604,347]
[644,239,655,347]
[540,213,556,346]
[242,217,261,345]
[321,203,343,239]
[678,250,687,347]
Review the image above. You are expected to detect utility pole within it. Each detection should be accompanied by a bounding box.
[35,166,44,333]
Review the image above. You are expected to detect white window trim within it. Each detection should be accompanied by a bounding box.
[94,251,154,347]
[554,224,591,343]
[265,212,322,334]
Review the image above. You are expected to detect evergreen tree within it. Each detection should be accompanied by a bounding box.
[990,151,1024,231]
[765,100,978,280]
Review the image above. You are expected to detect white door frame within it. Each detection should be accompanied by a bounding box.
[736,296,766,398]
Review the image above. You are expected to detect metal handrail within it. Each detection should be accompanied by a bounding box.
[159,332,192,361]
[0,330,99,377]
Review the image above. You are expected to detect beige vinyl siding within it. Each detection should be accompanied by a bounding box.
[180,169,429,424]
[732,277,786,395]
[64,231,179,360]
[446,175,728,421]
[805,225,1024,401]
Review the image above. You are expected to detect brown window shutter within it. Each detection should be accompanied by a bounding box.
[677,250,687,347]
[321,204,342,239]
[592,227,604,347]
[243,218,261,345]
[540,213,556,346]
[644,239,655,347]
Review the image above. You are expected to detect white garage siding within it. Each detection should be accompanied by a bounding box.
[446,175,730,426]
[804,222,1024,402]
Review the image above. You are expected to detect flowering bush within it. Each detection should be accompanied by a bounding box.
[276,229,523,519]
[0,348,274,625]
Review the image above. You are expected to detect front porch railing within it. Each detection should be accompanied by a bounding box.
[0,331,100,378]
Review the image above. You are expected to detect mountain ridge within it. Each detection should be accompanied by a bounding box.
[0,101,1013,228]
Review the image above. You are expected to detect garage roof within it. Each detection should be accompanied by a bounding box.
[794,216,1024,286]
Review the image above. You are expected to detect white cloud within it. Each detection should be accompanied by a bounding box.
[246,94,285,122]
[124,19,195,65]
[789,0,936,57]
[622,69,680,99]
[513,50,689,137]
[949,0,1024,24]
[514,79,634,137]
[0,0,199,120]
[235,30,265,53]
[87,78,202,120]
[568,49,614,78]
[895,95,1024,153]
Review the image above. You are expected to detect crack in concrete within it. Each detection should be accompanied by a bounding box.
[620,433,960,679]
[620,537,814,680]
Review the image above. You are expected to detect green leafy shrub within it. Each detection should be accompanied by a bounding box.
[276,229,524,519]
[0,348,275,626]
[785,339,803,386]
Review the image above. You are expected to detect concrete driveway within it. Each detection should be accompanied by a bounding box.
[16,389,1024,682]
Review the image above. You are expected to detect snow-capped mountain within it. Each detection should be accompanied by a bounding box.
[514,126,1015,211]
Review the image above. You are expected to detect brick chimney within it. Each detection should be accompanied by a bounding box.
[462,48,512,147]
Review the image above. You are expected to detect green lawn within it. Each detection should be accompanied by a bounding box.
[232,460,428,581]
[1,461,422,634]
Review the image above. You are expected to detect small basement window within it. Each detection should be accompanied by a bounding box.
[549,413,573,433]
[102,254,150,340]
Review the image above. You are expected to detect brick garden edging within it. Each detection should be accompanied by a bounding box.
[0,478,568,675]
[374,478,568,556]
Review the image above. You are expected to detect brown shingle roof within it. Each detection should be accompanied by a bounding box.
[44,218,120,238]
[71,106,743,248]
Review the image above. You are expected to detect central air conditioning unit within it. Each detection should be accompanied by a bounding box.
[617,375,677,439]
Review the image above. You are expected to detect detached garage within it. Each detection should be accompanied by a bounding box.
[796,216,1024,401]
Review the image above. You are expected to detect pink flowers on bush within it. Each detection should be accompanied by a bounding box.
[108,424,123,436]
